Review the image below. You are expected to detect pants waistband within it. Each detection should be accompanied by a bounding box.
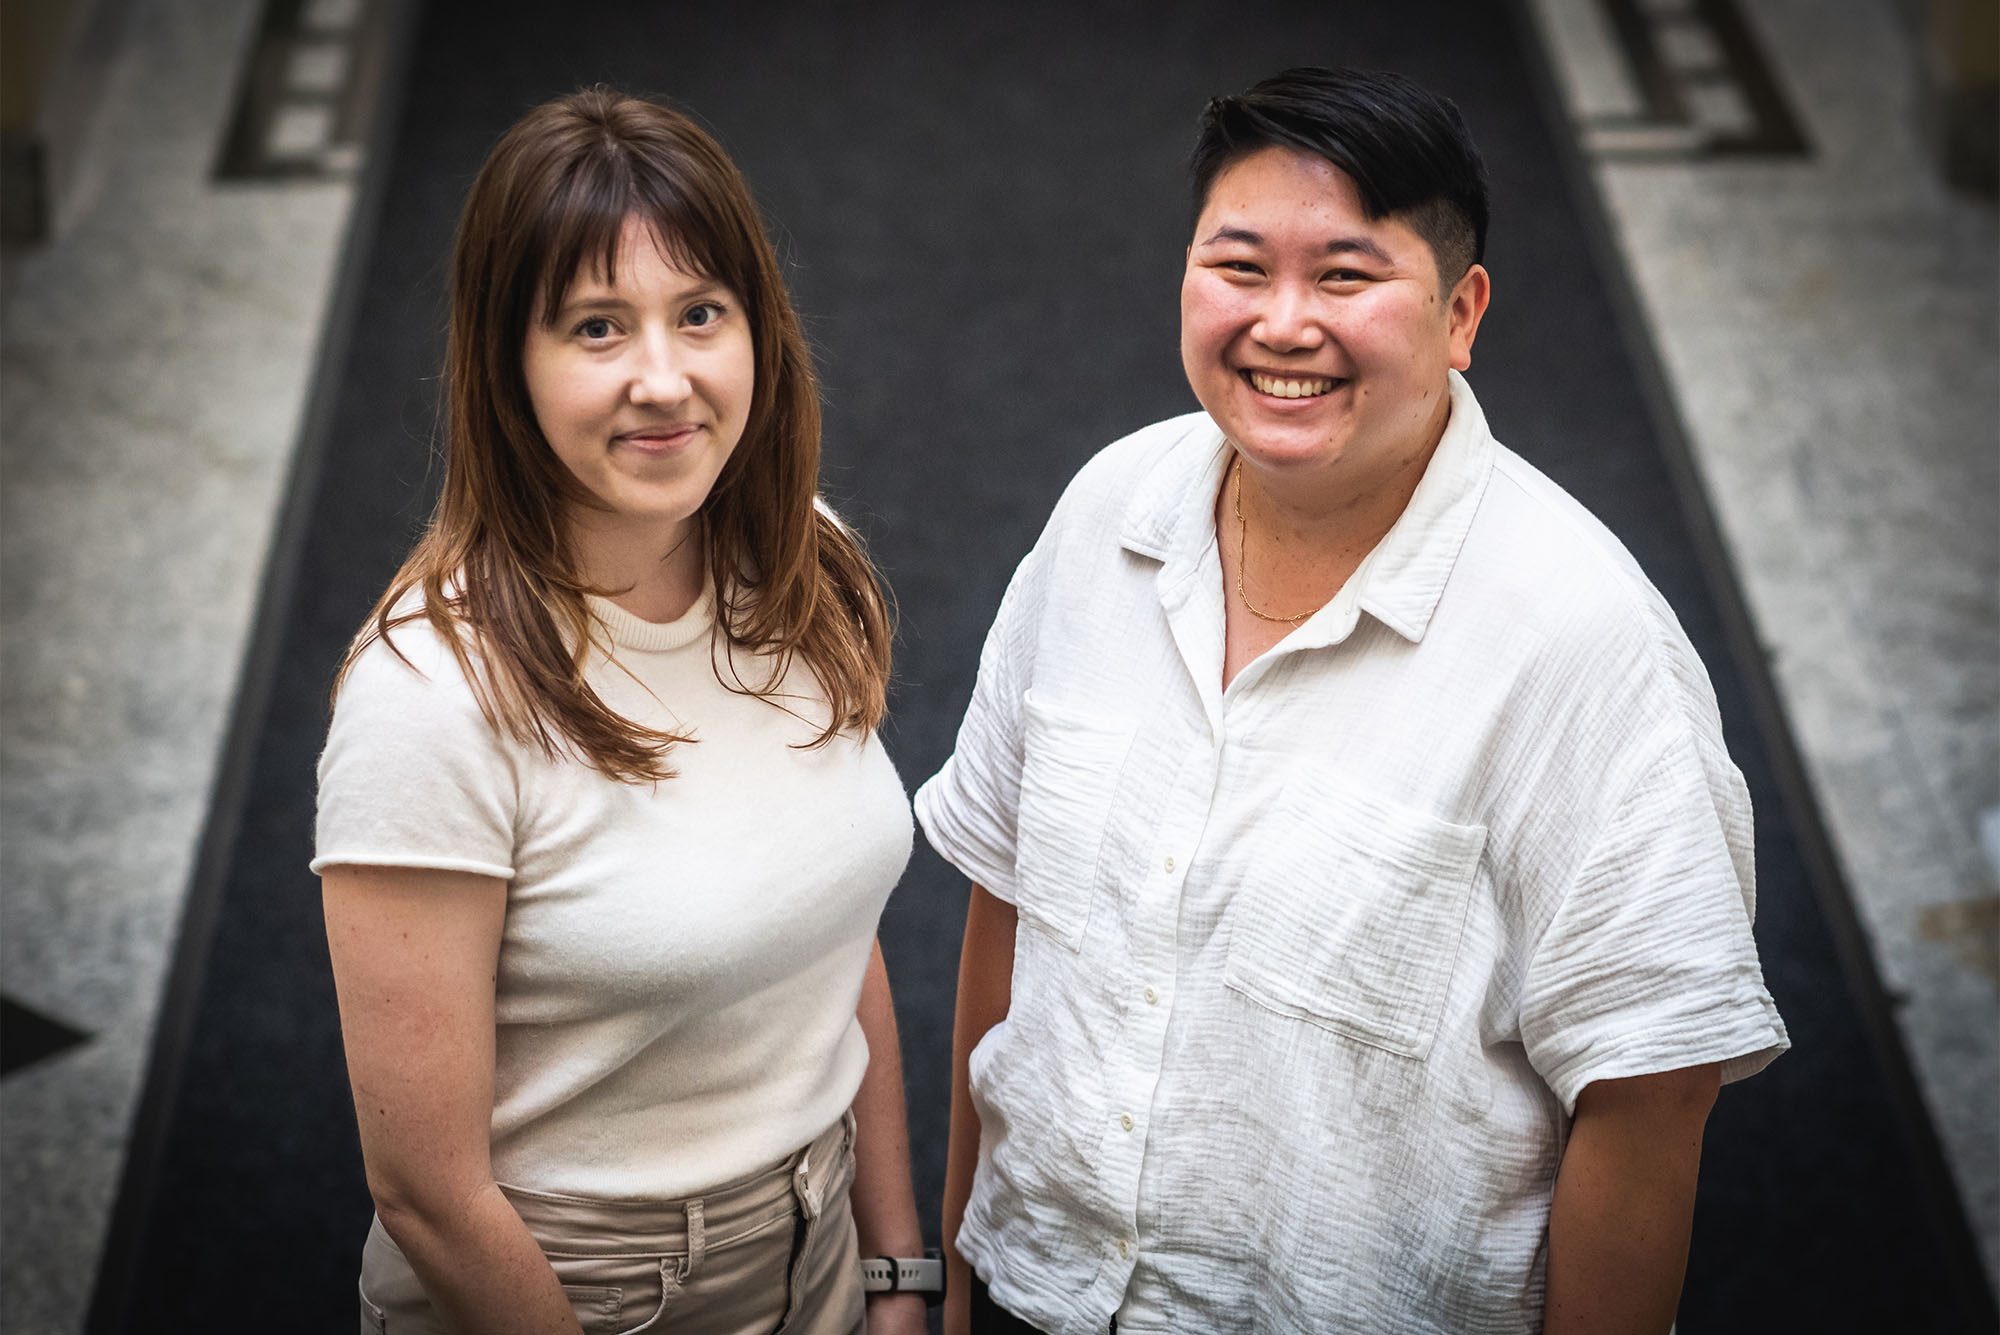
[498,1112,853,1258]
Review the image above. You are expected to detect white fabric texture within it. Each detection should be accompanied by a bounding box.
[914,372,1788,1335]
[315,584,912,1199]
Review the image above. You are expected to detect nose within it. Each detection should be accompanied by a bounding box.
[628,329,692,405]
[1252,282,1325,353]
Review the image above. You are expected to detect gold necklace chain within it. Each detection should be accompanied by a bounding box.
[1231,454,1327,626]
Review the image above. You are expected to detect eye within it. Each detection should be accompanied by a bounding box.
[573,316,615,340]
[684,301,726,328]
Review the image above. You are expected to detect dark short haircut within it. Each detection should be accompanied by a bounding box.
[1190,67,1490,286]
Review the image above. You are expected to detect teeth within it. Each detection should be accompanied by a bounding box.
[1249,371,1335,398]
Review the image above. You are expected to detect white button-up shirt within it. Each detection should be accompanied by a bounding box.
[915,373,1787,1335]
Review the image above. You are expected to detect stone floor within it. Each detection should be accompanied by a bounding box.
[1530,0,2000,1286]
[0,0,357,1329]
[1,0,1994,1329]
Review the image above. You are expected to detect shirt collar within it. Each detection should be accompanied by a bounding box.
[1116,412,1227,566]
[1118,370,1495,646]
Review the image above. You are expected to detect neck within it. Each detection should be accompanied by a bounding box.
[1239,395,1451,558]
[567,510,706,624]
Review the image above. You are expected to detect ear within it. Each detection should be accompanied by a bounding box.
[1445,264,1491,372]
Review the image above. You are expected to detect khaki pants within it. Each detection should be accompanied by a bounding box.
[359,1114,862,1335]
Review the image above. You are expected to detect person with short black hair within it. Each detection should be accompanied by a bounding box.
[922,66,1786,1335]
[1187,65,1490,290]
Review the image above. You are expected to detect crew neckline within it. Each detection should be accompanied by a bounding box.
[585,583,716,653]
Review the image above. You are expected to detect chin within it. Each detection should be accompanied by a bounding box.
[1221,421,1348,470]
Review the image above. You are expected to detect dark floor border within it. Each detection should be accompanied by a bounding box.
[1504,0,1998,1319]
[83,1,427,1329]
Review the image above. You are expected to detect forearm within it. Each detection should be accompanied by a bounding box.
[374,1179,583,1335]
[943,885,1017,1335]
[850,939,924,1255]
[940,1029,982,1283]
[1543,1064,1720,1335]
[848,940,929,1333]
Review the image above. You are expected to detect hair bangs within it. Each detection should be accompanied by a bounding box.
[531,152,748,332]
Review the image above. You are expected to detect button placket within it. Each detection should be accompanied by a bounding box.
[1106,717,1210,1281]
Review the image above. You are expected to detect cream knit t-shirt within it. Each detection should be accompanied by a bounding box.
[313,586,912,1198]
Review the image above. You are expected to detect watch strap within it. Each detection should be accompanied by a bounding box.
[860,1251,945,1303]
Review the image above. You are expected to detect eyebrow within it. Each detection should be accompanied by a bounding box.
[1195,226,1393,265]
[549,276,728,322]
[544,292,628,326]
[1198,226,1264,247]
[1325,236,1392,263]
[555,291,629,312]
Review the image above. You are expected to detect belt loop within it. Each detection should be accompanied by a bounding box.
[794,1145,824,1220]
[685,1197,706,1274]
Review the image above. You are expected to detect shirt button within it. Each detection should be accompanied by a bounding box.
[1163,855,1176,873]
[1117,1239,1131,1260]
[1120,1112,1135,1132]
[1143,985,1158,1005]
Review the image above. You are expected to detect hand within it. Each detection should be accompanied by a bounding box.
[865,1291,931,1335]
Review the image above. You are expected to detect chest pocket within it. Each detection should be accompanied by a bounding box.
[1012,690,1136,951]
[1224,771,1486,1060]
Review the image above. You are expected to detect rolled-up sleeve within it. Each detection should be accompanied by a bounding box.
[1518,730,1789,1113]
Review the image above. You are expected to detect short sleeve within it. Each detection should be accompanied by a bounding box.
[1519,731,1789,1113]
[311,629,519,880]
[912,546,1047,904]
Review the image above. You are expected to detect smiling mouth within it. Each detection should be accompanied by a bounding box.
[1244,370,1340,399]
[616,424,699,449]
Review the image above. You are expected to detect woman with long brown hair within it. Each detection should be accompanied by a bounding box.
[314,89,928,1335]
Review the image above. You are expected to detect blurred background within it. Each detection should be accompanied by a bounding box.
[1,0,1994,1331]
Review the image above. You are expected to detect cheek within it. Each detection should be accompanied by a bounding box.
[528,376,598,444]
[1340,297,1434,366]
[522,345,611,442]
[1337,291,1393,337]
[522,370,566,440]
[1179,282,1241,365]
[725,341,757,427]
[520,343,559,434]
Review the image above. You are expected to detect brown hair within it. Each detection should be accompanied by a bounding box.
[337,88,891,781]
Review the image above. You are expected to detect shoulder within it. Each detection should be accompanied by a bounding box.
[320,606,525,811]
[969,411,1212,674]
[1464,446,1729,747]
[1474,445,1636,569]
[1048,409,1216,529]
[996,408,1214,596]
[1012,409,1217,582]
[1476,449,1691,647]
[334,609,492,735]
